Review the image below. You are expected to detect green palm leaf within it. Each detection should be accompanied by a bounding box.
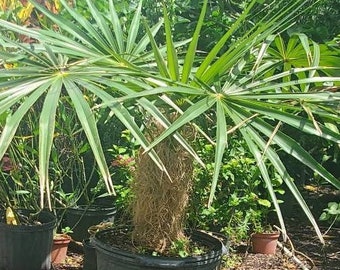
[63,78,114,195]
[39,78,62,208]
[163,6,179,81]
[208,99,228,206]
[126,0,142,55]
[0,83,49,160]
[181,0,208,83]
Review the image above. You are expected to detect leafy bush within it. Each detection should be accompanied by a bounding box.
[188,134,284,241]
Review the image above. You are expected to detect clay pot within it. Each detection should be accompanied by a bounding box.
[51,234,72,264]
[251,232,280,254]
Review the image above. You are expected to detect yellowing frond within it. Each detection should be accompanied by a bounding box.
[6,207,19,225]
[17,2,34,23]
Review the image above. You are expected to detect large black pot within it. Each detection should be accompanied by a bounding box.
[83,238,97,270]
[93,228,226,270]
[65,205,116,241]
[0,210,56,270]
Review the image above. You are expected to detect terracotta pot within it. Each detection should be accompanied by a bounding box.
[251,232,280,254]
[51,234,72,264]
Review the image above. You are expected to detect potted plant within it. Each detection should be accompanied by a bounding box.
[63,167,120,242]
[245,190,281,254]
[0,0,339,269]
[51,226,73,264]
[92,122,226,269]
[0,139,56,270]
[65,179,117,242]
[0,207,56,270]
[251,223,280,254]
[64,172,117,241]
[48,98,119,242]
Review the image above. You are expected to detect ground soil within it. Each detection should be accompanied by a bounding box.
[53,186,340,270]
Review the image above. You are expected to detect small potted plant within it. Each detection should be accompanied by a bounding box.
[51,226,73,264]
[251,222,280,254]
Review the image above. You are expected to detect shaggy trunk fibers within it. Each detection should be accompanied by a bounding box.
[131,127,194,254]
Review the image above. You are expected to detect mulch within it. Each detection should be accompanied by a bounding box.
[52,251,83,270]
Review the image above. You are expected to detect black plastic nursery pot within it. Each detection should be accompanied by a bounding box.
[83,238,97,270]
[65,205,116,241]
[93,228,226,270]
[0,210,56,270]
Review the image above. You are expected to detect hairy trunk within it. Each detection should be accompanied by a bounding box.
[131,121,194,254]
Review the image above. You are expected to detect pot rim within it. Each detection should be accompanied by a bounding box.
[251,231,280,239]
[93,227,224,262]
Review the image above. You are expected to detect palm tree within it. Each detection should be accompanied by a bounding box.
[0,0,339,251]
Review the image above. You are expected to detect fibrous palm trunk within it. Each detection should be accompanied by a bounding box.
[131,121,194,254]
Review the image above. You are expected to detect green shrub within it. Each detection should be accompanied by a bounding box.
[188,134,284,241]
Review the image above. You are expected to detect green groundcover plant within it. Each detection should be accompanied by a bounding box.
[0,0,339,248]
